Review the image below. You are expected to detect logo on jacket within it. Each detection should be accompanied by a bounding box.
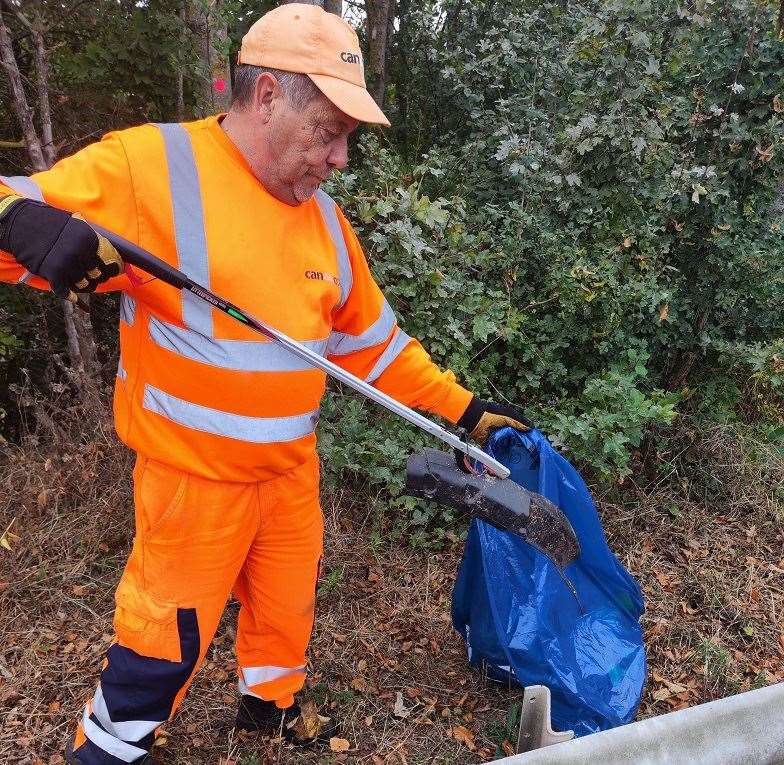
[306,270,341,286]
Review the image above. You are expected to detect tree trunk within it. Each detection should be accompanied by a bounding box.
[365,0,395,108]
[208,0,231,112]
[187,0,231,114]
[176,4,186,121]
[778,0,784,39]
[187,1,213,114]
[31,21,56,167]
[0,6,99,377]
[281,1,341,16]
[0,9,47,171]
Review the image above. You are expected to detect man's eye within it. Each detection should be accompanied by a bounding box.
[320,128,338,143]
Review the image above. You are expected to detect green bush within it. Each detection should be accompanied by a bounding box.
[319,0,783,500]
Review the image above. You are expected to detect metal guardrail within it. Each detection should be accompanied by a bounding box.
[497,682,784,765]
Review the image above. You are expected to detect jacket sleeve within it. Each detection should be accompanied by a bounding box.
[328,207,473,424]
[0,131,137,292]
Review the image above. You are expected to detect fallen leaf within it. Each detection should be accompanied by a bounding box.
[290,699,326,740]
[357,659,367,672]
[774,94,783,113]
[501,739,515,756]
[393,691,411,718]
[653,687,671,701]
[330,737,350,752]
[653,570,670,587]
[450,724,476,750]
[659,303,669,322]
[351,676,368,692]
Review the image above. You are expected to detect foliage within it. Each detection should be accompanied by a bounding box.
[1,0,783,520]
[319,0,783,499]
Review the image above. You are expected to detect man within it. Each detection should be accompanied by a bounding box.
[0,5,530,763]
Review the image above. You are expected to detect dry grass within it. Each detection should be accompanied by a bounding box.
[1,410,782,765]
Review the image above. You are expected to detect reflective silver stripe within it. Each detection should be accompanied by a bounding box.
[143,384,318,443]
[82,705,148,762]
[92,685,161,743]
[17,270,31,283]
[241,665,306,687]
[315,190,352,308]
[116,360,127,381]
[149,316,329,372]
[238,676,259,698]
[120,294,136,326]
[0,175,44,201]
[155,123,212,336]
[366,328,412,384]
[328,300,396,357]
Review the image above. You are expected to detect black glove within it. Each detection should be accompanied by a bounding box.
[0,195,122,300]
[457,396,533,446]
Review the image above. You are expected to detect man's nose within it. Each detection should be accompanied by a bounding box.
[327,136,349,170]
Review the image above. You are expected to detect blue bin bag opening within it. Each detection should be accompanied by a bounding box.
[452,427,646,737]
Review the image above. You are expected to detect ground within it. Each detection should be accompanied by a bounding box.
[1,414,782,764]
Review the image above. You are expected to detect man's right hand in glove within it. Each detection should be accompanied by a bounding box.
[0,194,123,301]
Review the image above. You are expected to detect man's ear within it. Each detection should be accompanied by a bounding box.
[253,72,282,124]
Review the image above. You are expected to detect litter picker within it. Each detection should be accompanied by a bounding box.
[95,225,580,571]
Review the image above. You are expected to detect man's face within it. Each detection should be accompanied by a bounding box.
[264,87,359,205]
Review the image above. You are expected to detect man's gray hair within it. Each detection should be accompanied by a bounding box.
[231,65,321,110]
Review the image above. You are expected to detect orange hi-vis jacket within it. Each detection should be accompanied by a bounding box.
[0,117,472,480]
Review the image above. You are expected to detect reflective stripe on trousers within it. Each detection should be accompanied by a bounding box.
[239,664,307,699]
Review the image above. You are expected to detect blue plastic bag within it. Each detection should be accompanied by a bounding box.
[452,427,646,737]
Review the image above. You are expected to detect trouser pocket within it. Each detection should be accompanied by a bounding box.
[114,578,183,662]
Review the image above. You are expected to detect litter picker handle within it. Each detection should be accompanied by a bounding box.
[93,225,190,290]
[96,224,511,479]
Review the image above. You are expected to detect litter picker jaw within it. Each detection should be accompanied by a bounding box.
[404,448,580,571]
[91,223,579,565]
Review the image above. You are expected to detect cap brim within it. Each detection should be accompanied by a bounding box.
[308,74,391,127]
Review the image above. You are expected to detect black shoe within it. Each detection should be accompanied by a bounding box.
[235,695,339,745]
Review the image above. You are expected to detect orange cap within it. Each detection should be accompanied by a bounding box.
[238,4,390,127]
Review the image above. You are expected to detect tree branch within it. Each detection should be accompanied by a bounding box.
[0,7,46,171]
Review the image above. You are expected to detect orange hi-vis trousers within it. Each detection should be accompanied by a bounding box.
[72,454,323,764]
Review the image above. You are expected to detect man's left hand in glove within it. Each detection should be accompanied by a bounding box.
[457,396,533,446]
